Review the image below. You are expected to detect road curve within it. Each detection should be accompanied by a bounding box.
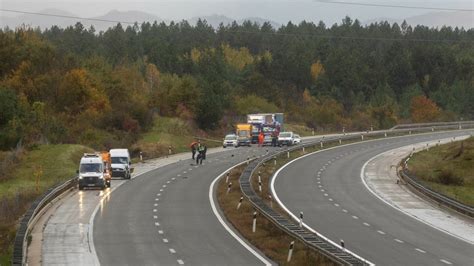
[273,130,474,266]
[94,146,273,265]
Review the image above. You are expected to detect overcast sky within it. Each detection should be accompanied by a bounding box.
[1,0,473,25]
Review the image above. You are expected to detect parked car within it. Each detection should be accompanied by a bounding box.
[110,149,132,179]
[293,134,301,144]
[263,135,273,146]
[278,131,294,146]
[223,134,238,148]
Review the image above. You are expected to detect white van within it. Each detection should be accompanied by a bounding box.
[78,153,107,190]
[110,149,132,179]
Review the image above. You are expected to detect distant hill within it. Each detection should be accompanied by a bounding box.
[365,11,474,29]
[1,10,281,31]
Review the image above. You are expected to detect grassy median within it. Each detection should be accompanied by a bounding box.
[408,137,474,206]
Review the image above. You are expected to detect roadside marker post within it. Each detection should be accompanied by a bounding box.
[227,182,232,194]
[226,172,230,183]
[287,241,295,262]
[299,212,304,228]
[340,239,345,250]
[268,194,273,208]
[258,181,262,192]
[237,196,243,210]
[287,150,290,158]
[361,134,364,141]
[252,212,257,233]
[140,152,143,161]
[339,138,342,145]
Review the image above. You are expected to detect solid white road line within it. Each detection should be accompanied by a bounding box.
[363,222,370,227]
[377,230,386,235]
[440,259,452,265]
[394,239,404,243]
[209,163,272,266]
[415,248,426,254]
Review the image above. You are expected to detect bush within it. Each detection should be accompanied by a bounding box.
[437,169,464,186]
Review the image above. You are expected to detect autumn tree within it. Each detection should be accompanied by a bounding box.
[410,95,441,123]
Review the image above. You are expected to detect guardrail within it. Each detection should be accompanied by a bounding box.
[239,125,474,265]
[12,176,77,266]
[390,120,474,130]
[400,163,474,218]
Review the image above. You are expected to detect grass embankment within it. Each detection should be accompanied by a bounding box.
[0,144,91,265]
[132,116,221,161]
[408,137,474,206]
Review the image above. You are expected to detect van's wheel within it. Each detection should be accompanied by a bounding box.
[78,185,83,190]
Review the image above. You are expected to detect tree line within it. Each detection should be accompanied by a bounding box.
[1,17,473,150]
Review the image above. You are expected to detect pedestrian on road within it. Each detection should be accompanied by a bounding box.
[196,143,205,165]
[258,132,264,147]
[190,140,198,159]
[271,132,278,147]
[203,144,207,160]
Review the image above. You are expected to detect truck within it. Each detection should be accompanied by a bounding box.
[247,113,284,143]
[78,153,110,190]
[235,123,252,146]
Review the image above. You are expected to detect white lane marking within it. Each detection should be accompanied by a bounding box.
[183,171,187,174]
[153,216,158,219]
[318,185,322,188]
[317,181,321,184]
[394,239,404,243]
[377,230,385,235]
[172,177,176,180]
[271,153,374,265]
[169,248,176,254]
[162,185,167,188]
[415,248,426,254]
[153,209,157,212]
[320,189,324,192]
[324,193,328,197]
[363,222,370,227]
[209,163,272,266]
[329,198,333,201]
[154,203,158,206]
[155,222,160,226]
[352,215,359,219]
[189,168,193,171]
[166,181,170,184]
[440,259,452,265]
[163,238,168,243]
[158,230,164,234]
[342,209,348,213]
[177,174,181,177]
[157,193,161,196]
[334,203,340,207]
[160,189,164,192]
[177,259,184,265]
[155,198,159,201]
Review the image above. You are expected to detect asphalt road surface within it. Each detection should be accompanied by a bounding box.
[94,146,274,265]
[273,130,474,266]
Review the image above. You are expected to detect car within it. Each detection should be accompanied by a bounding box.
[278,131,294,146]
[110,149,132,179]
[293,134,301,144]
[262,135,273,146]
[223,134,238,148]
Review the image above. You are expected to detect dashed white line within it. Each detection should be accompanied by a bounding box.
[153,216,158,219]
[328,198,333,201]
[377,230,386,235]
[177,259,184,265]
[153,209,157,212]
[394,239,404,243]
[162,185,167,188]
[352,215,359,219]
[324,193,328,197]
[440,259,452,265]
[155,222,160,226]
[171,177,176,180]
[163,238,168,243]
[318,185,322,188]
[166,181,170,184]
[154,203,158,206]
[188,168,193,171]
[183,171,187,174]
[177,174,181,177]
[155,198,159,201]
[159,189,164,192]
[342,209,348,213]
[157,193,161,196]
[415,248,426,254]
[169,248,176,254]
[334,203,339,207]
[158,230,164,234]
[363,222,370,227]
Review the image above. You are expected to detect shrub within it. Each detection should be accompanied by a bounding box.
[437,169,464,186]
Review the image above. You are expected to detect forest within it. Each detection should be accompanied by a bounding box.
[1,17,473,150]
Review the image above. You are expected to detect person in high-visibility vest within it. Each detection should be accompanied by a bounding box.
[196,143,205,165]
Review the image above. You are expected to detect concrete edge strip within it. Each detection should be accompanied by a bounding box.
[359,136,474,245]
[270,141,376,265]
[209,162,273,266]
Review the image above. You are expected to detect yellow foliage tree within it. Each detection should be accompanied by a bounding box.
[221,44,254,71]
[310,60,325,81]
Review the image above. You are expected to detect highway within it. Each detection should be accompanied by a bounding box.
[93,146,273,265]
[273,130,474,266]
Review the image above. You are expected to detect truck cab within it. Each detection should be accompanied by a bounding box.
[236,123,252,147]
[78,153,107,190]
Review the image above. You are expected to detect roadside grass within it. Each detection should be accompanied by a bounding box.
[408,137,474,206]
[132,116,221,161]
[284,124,314,137]
[0,144,91,265]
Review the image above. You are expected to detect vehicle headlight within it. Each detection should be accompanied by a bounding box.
[99,175,104,179]
[78,175,83,179]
